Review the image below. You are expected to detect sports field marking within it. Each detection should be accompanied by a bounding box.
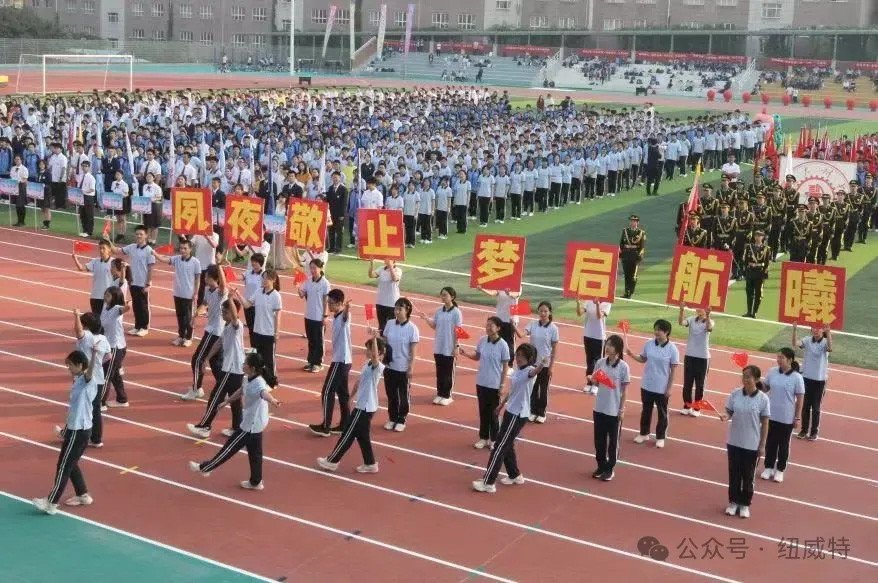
[3,311,876,484]
[3,227,875,380]
[0,490,280,583]
[3,381,874,570]
[0,427,740,583]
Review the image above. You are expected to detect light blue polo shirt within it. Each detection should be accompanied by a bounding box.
[66,374,98,430]
[639,339,681,394]
[432,306,463,357]
[725,388,771,451]
[764,367,805,424]
[475,336,510,390]
[331,311,353,364]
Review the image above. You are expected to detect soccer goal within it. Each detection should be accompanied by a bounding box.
[15,53,134,95]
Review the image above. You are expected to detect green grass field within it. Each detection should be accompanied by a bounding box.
[4,107,877,369]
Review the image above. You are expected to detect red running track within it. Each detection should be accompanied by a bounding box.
[0,226,876,583]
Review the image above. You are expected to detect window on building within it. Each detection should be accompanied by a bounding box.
[394,10,407,27]
[152,29,166,41]
[82,0,95,14]
[529,15,548,28]
[179,4,192,18]
[180,30,194,42]
[680,21,703,28]
[431,12,448,28]
[66,0,75,12]
[603,18,623,30]
[636,0,656,4]
[336,9,350,24]
[282,19,291,30]
[368,10,380,26]
[107,11,119,23]
[684,0,704,5]
[312,9,327,24]
[558,17,576,28]
[560,0,579,3]
[495,0,511,8]
[200,5,213,19]
[232,6,245,20]
[151,3,164,17]
[761,2,781,17]
[631,18,648,28]
[722,22,735,29]
[716,0,737,6]
[232,33,246,47]
[82,25,95,35]
[252,34,266,47]
[132,2,143,17]
[200,31,213,45]
[605,0,625,4]
[132,28,145,40]
[253,7,267,21]
[458,13,475,30]
[108,38,119,48]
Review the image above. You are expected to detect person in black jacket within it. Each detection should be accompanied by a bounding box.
[325,171,348,254]
[644,138,662,197]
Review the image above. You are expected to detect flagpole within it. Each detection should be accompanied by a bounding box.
[289,0,296,77]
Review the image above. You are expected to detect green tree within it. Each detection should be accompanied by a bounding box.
[0,6,80,38]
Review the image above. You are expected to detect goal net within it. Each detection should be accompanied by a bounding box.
[15,53,134,95]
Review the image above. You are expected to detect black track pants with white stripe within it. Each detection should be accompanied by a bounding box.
[319,362,352,429]
[190,333,221,391]
[482,411,527,485]
[195,372,244,430]
[327,408,375,465]
[49,428,90,504]
[199,429,263,485]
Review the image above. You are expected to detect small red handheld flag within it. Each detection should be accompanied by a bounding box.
[364,303,375,321]
[509,300,531,316]
[617,319,631,334]
[592,368,616,390]
[454,326,471,340]
[101,217,112,239]
[154,243,174,255]
[222,265,236,282]
[293,269,306,286]
[73,241,95,254]
[730,352,749,368]
[693,399,719,414]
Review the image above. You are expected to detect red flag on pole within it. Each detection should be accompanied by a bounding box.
[617,319,631,334]
[101,217,112,239]
[454,326,471,340]
[730,351,749,368]
[222,265,236,282]
[694,399,719,415]
[677,164,702,245]
[364,303,375,321]
[154,243,174,255]
[293,269,306,286]
[73,241,95,254]
[592,368,615,390]
[509,300,531,316]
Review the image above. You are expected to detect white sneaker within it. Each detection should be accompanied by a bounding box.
[690,409,701,417]
[240,480,264,490]
[680,408,692,416]
[134,329,148,337]
[393,423,406,432]
[181,388,204,401]
[317,457,339,472]
[738,505,751,518]
[106,401,129,408]
[528,415,536,422]
[221,428,236,437]
[655,439,666,449]
[760,468,774,480]
[118,367,124,376]
[500,475,525,486]
[432,396,442,405]
[54,425,65,439]
[438,397,453,406]
[182,339,192,347]
[78,232,89,238]
[100,405,108,412]
[356,464,379,474]
[772,470,785,483]
[32,497,58,515]
[534,416,546,424]
[473,439,488,449]
[589,385,598,395]
[634,434,650,444]
[64,494,93,507]
[189,461,210,476]
[383,421,395,431]
[472,480,496,493]
[127,328,140,336]
[88,442,103,448]
[171,337,184,346]
[724,503,738,516]
[186,423,210,439]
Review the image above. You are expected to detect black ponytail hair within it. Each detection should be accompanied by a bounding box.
[245,352,277,387]
[742,364,764,395]
[440,286,458,309]
[538,300,553,322]
[779,347,800,373]
[394,297,413,321]
[105,285,125,308]
[111,257,132,284]
[80,312,101,334]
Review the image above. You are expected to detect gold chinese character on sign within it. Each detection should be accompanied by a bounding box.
[362,213,402,258]
[475,238,521,286]
[227,198,263,242]
[289,202,324,248]
[785,269,838,324]
[568,248,614,298]
[672,251,724,307]
[174,191,210,232]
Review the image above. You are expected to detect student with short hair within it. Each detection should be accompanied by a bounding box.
[577,297,612,395]
[367,259,401,333]
[590,334,630,481]
[72,238,114,315]
[626,319,680,448]
[317,330,386,474]
[63,310,110,448]
[381,297,420,432]
[459,317,510,449]
[153,239,202,348]
[678,302,714,416]
[297,257,330,373]
[760,347,804,484]
[240,252,266,349]
[513,301,560,424]
[112,225,155,337]
[792,322,831,441]
[309,289,353,437]
[417,286,462,406]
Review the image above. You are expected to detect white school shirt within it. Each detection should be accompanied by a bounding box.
[85,257,113,300]
[355,361,385,412]
[505,365,537,418]
[432,306,463,357]
[361,188,384,209]
[221,321,245,374]
[798,337,829,381]
[240,375,271,433]
[100,304,126,349]
[494,175,509,198]
[582,302,611,341]
[684,316,712,360]
[385,195,404,211]
[122,243,155,287]
[435,186,452,212]
[418,189,435,214]
[477,175,494,198]
[525,321,560,363]
[763,367,805,425]
[494,292,518,324]
[330,311,353,364]
[523,169,537,191]
[204,286,228,335]
[475,336,510,390]
[143,182,163,203]
[76,330,110,386]
[242,267,264,301]
[250,289,282,336]
[402,191,420,215]
[191,233,219,269]
[725,388,771,451]
[382,319,420,372]
[11,164,28,182]
[592,357,631,417]
[639,339,681,394]
[376,266,401,307]
[169,255,202,299]
[79,172,97,197]
[111,180,130,197]
[66,373,98,430]
[508,172,523,195]
[301,275,330,321]
[452,182,469,206]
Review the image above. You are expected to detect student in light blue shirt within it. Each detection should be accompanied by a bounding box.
[68,310,110,448]
[309,289,353,437]
[318,331,386,474]
[417,286,463,406]
[760,347,804,484]
[791,323,832,440]
[297,258,330,372]
[626,319,680,448]
[33,348,99,515]
[459,316,510,449]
